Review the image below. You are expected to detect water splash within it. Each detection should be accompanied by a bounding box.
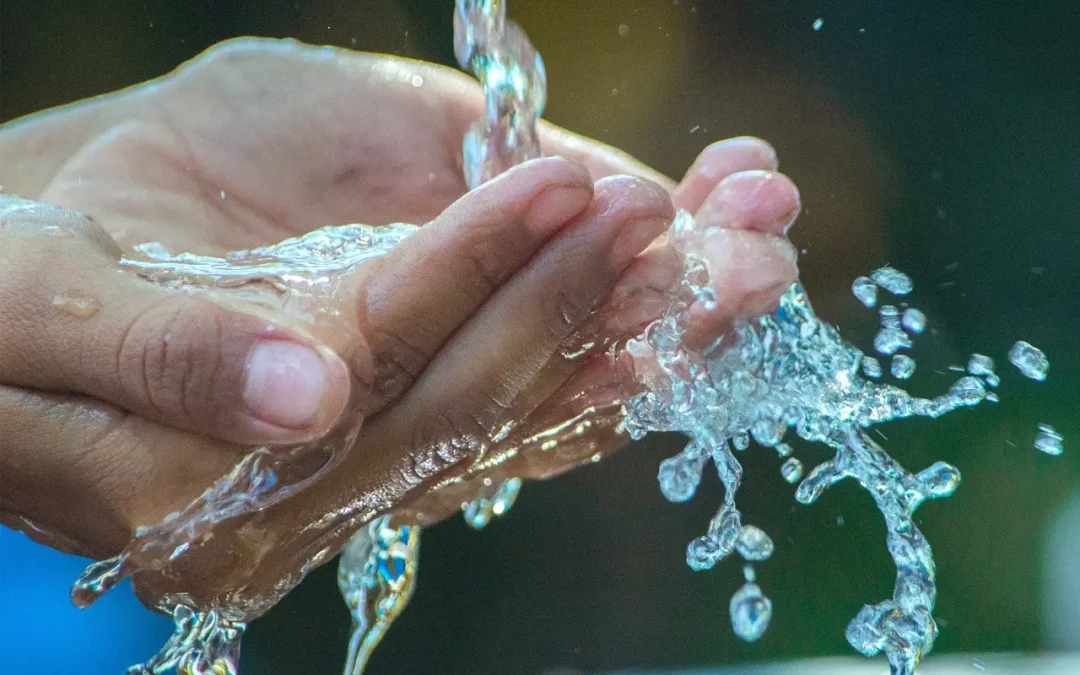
[337,517,420,675]
[65,2,1062,674]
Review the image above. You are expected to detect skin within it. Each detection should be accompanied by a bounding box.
[0,38,800,614]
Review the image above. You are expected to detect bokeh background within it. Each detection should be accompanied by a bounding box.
[2,0,1079,673]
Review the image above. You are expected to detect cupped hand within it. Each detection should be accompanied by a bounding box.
[0,38,800,615]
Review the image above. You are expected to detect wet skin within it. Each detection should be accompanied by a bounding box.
[0,38,800,614]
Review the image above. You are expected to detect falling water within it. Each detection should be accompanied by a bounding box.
[63,2,1062,674]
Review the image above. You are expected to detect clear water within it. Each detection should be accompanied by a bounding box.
[65,2,1063,674]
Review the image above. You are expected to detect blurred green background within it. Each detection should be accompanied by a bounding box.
[2,0,1078,673]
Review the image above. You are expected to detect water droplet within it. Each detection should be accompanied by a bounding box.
[410,74,424,87]
[871,266,913,295]
[1035,424,1063,456]
[851,276,877,307]
[52,292,102,318]
[891,354,916,379]
[874,326,911,355]
[736,525,774,561]
[949,376,986,406]
[696,286,718,311]
[730,582,773,642]
[967,354,995,376]
[658,447,706,502]
[781,457,803,484]
[901,307,926,333]
[219,190,226,200]
[862,356,882,378]
[1008,341,1048,381]
[812,18,824,31]
[617,23,629,37]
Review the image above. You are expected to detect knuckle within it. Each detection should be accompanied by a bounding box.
[369,326,431,406]
[543,287,595,342]
[460,231,510,295]
[116,294,227,426]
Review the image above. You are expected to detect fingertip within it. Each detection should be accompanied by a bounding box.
[696,170,802,236]
[674,136,780,213]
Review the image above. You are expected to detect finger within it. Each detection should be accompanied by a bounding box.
[0,383,242,558]
[673,137,779,213]
[358,156,594,409]
[538,121,678,191]
[683,228,799,349]
[0,196,352,446]
[694,170,801,237]
[400,175,674,441]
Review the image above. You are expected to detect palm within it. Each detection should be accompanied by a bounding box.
[40,43,482,253]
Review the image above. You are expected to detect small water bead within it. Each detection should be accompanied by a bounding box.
[967,354,995,376]
[852,276,877,307]
[736,525,774,561]
[1008,340,1049,381]
[658,446,707,502]
[52,292,102,318]
[874,326,912,355]
[862,356,882,379]
[871,265,913,295]
[780,457,804,484]
[696,286,718,311]
[949,376,987,406]
[1035,424,1063,456]
[891,354,916,379]
[743,564,756,583]
[729,582,773,642]
[901,308,926,333]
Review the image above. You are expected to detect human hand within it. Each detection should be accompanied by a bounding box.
[0,38,799,616]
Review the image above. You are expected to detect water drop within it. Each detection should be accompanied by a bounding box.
[967,354,995,376]
[871,266,913,295]
[874,326,911,355]
[729,582,773,642]
[812,18,824,31]
[780,457,803,484]
[52,292,102,318]
[1035,424,1063,456]
[696,286,718,311]
[851,276,877,307]
[1008,341,1048,381]
[736,525,774,561]
[617,23,629,37]
[658,446,706,502]
[901,307,926,333]
[891,354,916,379]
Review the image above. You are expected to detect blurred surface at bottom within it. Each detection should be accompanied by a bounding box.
[604,653,1080,675]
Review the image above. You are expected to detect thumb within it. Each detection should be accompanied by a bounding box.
[0,195,352,445]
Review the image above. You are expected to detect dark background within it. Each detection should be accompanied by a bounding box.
[2,1,1079,673]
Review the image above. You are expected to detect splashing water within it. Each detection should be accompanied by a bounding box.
[64,3,1063,675]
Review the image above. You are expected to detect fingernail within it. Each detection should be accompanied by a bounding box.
[243,341,328,428]
[526,184,593,234]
